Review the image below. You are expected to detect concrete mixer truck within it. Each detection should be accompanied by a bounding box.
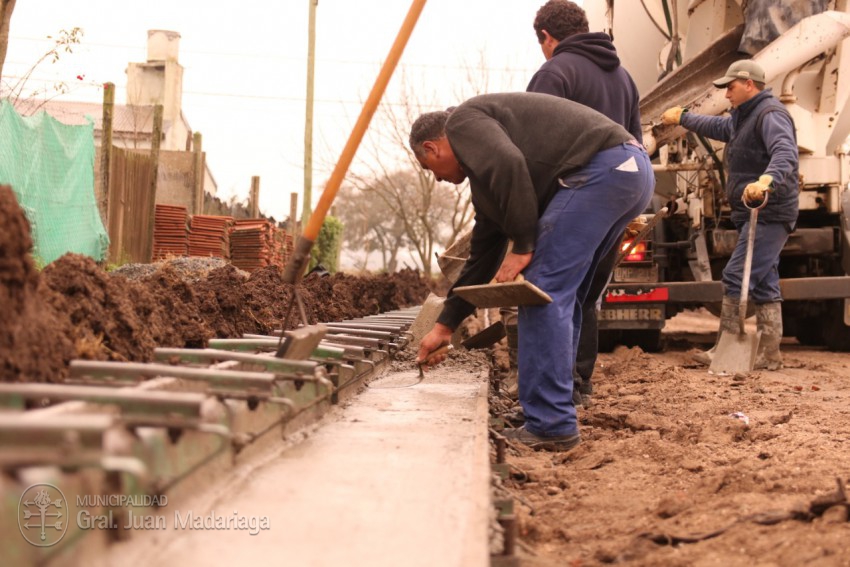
[584,0,850,351]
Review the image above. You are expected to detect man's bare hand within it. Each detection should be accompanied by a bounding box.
[494,252,533,282]
[416,323,453,367]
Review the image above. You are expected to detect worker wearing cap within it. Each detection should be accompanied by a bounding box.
[661,59,799,370]
[409,92,655,451]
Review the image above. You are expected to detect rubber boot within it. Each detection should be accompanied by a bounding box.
[692,296,740,365]
[754,302,783,370]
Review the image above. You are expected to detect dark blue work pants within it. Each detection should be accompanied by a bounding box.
[519,143,655,437]
[721,218,790,303]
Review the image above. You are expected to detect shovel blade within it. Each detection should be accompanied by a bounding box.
[709,330,762,375]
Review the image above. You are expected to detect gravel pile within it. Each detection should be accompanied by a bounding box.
[112,257,247,282]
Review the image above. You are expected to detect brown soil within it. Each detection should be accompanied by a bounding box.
[490,315,850,566]
[7,181,850,564]
[0,185,430,382]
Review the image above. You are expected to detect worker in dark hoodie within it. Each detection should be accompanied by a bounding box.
[501,0,644,410]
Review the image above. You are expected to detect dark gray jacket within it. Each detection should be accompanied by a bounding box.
[438,92,633,329]
[680,89,799,227]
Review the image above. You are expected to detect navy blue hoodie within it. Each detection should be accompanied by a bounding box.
[527,32,642,143]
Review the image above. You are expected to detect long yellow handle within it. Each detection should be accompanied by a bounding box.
[302,0,427,240]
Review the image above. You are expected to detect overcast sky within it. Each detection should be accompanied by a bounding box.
[3,1,577,221]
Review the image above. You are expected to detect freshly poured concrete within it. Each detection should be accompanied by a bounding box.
[111,367,491,567]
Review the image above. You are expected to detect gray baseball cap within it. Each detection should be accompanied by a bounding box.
[713,60,766,88]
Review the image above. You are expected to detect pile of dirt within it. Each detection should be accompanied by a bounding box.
[0,185,431,382]
[0,186,76,382]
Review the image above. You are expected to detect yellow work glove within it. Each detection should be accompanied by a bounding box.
[661,106,686,126]
[743,174,773,204]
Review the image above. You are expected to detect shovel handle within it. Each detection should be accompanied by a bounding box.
[738,191,769,332]
[742,190,770,210]
[738,207,759,333]
[616,206,670,268]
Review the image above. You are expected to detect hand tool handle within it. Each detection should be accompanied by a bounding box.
[739,208,758,333]
[615,206,669,268]
[739,193,768,332]
[282,0,427,284]
[419,344,454,367]
[488,274,526,285]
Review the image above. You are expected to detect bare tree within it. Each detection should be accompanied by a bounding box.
[316,53,522,276]
[335,182,408,272]
[1,25,83,106]
[351,168,468,278]
[335,71,477,278]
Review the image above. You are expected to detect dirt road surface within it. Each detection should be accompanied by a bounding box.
[3,184,850,565]
[501,311,850,566]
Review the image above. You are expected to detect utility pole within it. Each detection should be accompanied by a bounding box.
[102,82,118,262]
[250,176,260,217]
[145,104,163,263]
[302,0,318,230]
[193,132,204,215]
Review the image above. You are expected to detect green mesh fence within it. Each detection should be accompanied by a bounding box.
[0,99,109,265]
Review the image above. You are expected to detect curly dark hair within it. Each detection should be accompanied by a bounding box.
[409,111,451,157]
[533,0,589,43]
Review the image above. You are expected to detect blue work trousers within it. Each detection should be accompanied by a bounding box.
[722,218,791,303]
[519,143,655,437]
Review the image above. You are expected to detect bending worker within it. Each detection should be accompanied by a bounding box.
[410,93,654,451]
[661,59,798,370]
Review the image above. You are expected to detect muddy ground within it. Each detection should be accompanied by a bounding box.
[0,185,430,382]
[490,312,850,566]
[4,182,850,565]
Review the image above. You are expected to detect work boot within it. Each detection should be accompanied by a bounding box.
[572,386,584,408]
[754,302,783,370]
[571,369,584,408]
[503,405,525,427]
[501,425,581,452]
[692,296,740,365]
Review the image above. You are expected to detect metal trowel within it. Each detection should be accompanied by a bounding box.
[371,344,454,389]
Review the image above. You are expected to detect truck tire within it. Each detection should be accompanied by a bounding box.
[794,317,824,346]
[622,329,663,352]
[597,329,663,352]
[598,330,621,353]
[823,300,850,351]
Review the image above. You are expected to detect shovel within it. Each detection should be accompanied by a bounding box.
[709,196,767,375]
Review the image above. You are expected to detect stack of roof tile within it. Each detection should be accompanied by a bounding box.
[152,204,189,260]
[229,219,276,272]
[189,215,233,259]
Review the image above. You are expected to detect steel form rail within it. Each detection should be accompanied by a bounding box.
[0,308,418,565]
